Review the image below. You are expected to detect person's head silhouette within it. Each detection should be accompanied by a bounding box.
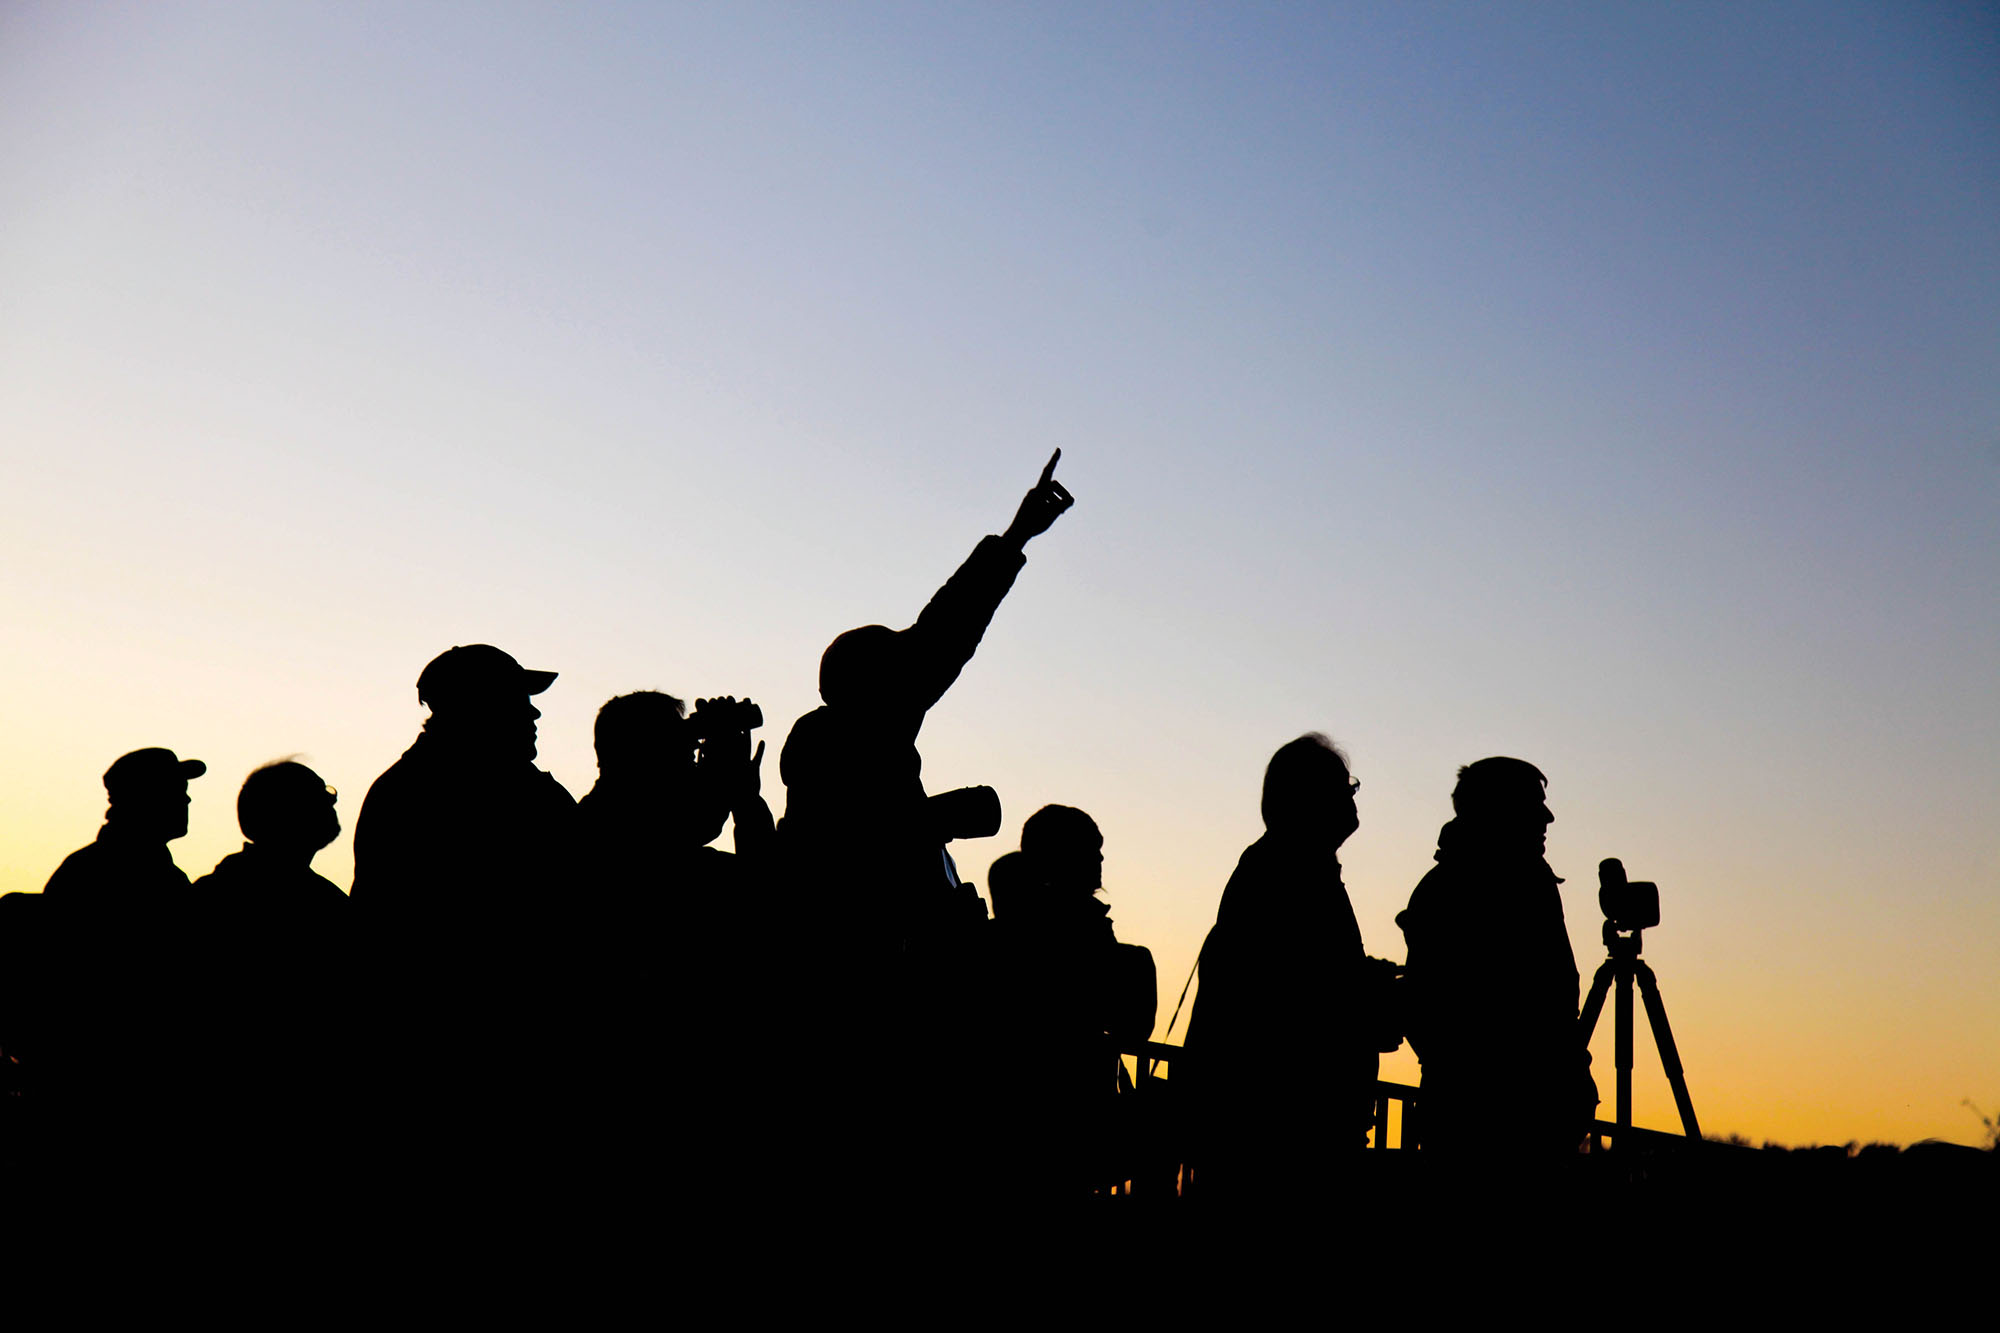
[416,644,555,762]
[1261,733,1357,848]
[985,849,1035,920]
[1450,756,1552,854]
[818,624,909,712]
[1020,805,1104,897]
[593,690,691,784]
[237,761,340,861]
[102,747,206,843]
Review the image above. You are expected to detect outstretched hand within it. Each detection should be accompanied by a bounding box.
[1003,449,1075,548]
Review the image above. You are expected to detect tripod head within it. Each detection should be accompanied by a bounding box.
[1597,857,1660,957]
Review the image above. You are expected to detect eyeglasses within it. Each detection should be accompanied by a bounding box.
[1348,778,1361,795]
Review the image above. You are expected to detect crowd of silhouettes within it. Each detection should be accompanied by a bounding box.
[0,451,1651,1217]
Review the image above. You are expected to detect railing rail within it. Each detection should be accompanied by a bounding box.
[1128,1045,1709,1155]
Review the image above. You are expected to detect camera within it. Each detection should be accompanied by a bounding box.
[1597,857,1660,932]
[687,696,763,741]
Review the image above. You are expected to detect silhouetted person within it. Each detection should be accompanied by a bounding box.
[350,644,577,1193]
[38,748,206,1188]
[1017,806,1155,1057]
[1397,757,1596,1160]
[197,760,346,911]
[43,747,205,908]
[352,644,575,921]
[982,848,1032,921]
[777,451,1073,1193]
[192,761,348,1191]
[578,690,774,898]
[779,452,1072,952]
[574,690,776,1196]
[1185,735,1390,1201]
[988,806,1156,1196]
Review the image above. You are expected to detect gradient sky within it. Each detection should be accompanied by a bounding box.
[3,2,1996,1147]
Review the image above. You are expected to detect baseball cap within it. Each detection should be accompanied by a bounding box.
[417,644,558,705]
[103,747,207,796]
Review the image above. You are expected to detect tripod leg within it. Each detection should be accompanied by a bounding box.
[1634,961,1702,1140]
[1615,966,1633,1137]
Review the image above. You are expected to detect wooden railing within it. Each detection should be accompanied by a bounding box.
[1130,1045,1703,1154]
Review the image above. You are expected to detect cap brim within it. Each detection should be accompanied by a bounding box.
[180,758,207,780]
[523,669,557,696]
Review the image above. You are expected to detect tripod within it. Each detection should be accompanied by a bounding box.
[1577,917,1701,1142]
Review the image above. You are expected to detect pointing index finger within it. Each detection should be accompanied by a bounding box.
[1039,449,1061,486]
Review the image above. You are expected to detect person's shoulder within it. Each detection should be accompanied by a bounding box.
[1236,834,1286,872]
[786,706,838,743]
[1217,835,1284,911]
[686,845,745,888]
[1114,939,1155,969]
[357,747,425,811]
[213,847,255,876]
[0,889,46,916]
[530,767,576,809]
[1405,860,1453,907]
[43,839,107,894]
[1399,860,1470,947]
[49,840,102,873]
[779,706,841,775]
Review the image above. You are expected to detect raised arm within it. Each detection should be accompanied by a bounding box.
[904,451,1075,711]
